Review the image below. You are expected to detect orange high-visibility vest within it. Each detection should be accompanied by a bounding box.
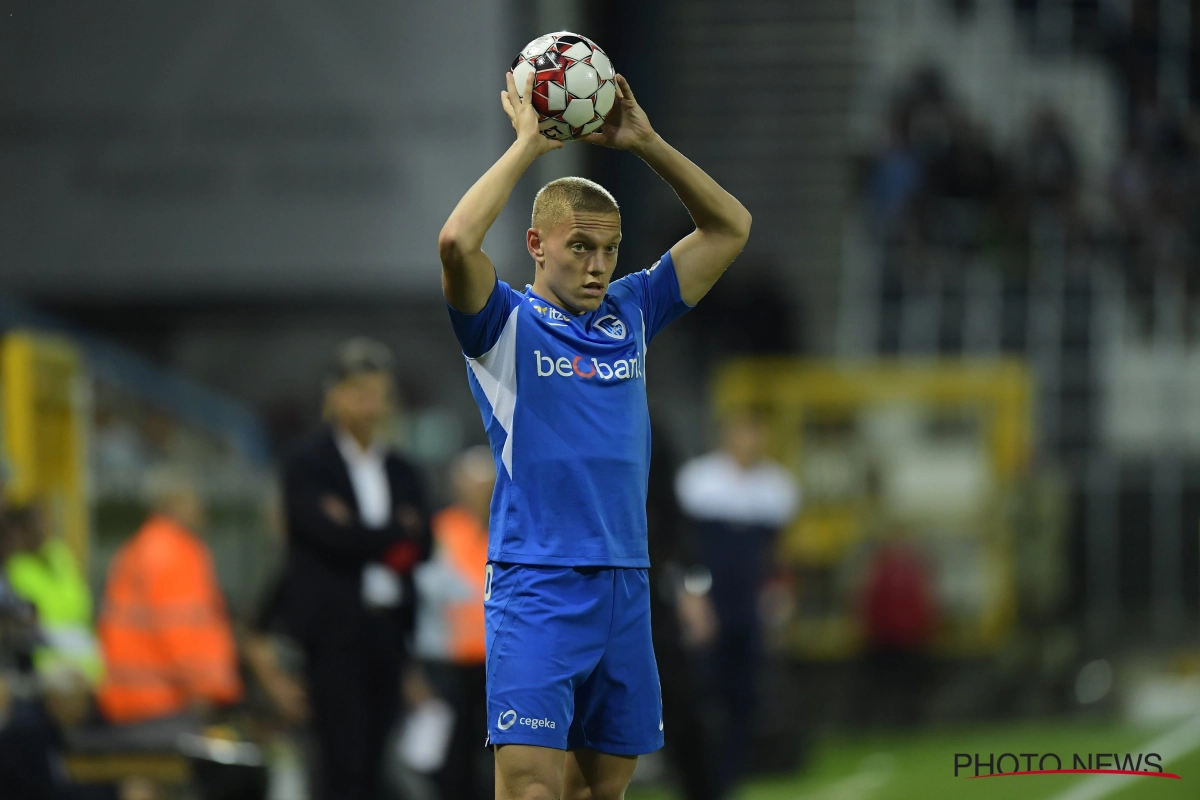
[432,507,488,664]
[96,515,243,724]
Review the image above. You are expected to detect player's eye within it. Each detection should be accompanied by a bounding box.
[571,243,587,252]
[604,245,618,254]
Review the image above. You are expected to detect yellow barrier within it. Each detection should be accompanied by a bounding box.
[712,358,1034,659]
[1,331,89,569]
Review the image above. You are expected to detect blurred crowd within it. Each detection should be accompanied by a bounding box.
[865,62,1200,335]
[2,336,886,800]
[865,67,1081,258]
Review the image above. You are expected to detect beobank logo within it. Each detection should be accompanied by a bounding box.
[535,350,642,381]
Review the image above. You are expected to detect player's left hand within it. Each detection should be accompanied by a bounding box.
[579,74,657,152]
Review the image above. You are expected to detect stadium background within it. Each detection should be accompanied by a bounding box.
[3,0,1200,798]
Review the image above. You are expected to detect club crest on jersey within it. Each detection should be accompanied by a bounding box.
[593,314,626,340]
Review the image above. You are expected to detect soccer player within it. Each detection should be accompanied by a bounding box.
[438,69,751,800]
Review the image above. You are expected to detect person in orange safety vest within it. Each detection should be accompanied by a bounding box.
[414,446,494,800]
[96,467,242,725]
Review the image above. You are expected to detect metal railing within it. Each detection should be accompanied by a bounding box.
[838,212,1200,644]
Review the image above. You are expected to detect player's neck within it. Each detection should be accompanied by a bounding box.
[530,278,585,317]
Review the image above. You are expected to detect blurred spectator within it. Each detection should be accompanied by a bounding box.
[280,337,430,800]
[3,505,103,689]
[0,694,73,800]
[0,525,69,800]
[927,114,1003,203]
[1108,111,1200,329]
[865,66,1031,261]
[243,578,309,729]
[1025,109,1080,210]
[241,573,314,800]
[0,553,38,678]
[921,112,1009,250]
[242,485,308,729]
[1110,132,1154,242]
[95,467,243,727]
[868,106,924,234]
[676,412,800,790]
[413,445,493,800]
[647,418,722,800]
[867,66,955,238]
[858,535,937,729]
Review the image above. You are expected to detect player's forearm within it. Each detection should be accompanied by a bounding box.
[633,134,752,239]
[439,139,541,256]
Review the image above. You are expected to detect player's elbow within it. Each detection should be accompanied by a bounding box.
[706,204,752,246]
[439,217,487,264]
[730,205,752,244]
[437,226,468,266]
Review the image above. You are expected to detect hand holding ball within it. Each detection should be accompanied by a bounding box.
[510,32,617,141]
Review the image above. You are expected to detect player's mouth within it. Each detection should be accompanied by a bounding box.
[582,283,605,297]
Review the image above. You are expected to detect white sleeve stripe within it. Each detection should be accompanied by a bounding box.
[467,305,520,477]
[639,308,647,357]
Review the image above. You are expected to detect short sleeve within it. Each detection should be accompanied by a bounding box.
[608,250,693,344]
[446,278,522,359]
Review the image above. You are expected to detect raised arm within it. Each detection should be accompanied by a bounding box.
[438,71,562,313]
[582,76,752,305]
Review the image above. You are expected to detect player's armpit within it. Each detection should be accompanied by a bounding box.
[669,223,752,306]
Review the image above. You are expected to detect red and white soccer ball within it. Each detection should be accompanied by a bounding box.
[511,31,617,141]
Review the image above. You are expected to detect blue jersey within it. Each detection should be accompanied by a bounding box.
[447,250,691,567]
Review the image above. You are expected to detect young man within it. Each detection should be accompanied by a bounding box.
[438,69,751,800]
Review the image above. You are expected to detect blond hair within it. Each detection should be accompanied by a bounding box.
[531,177,619,231]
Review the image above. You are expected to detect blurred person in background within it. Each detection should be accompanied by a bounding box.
[95,466,243,733]
[858,530,936,729]
[675,411,799,791]
[243,583,309,729]
[1024,109,1080,215]
[0,506,95,800]
[242,572,313,799]
[412,445,494,800]
[280,337,431,800]
[243,486,309,731]
[2,502,101,787]
[3,505,103,691]
[646,417,722,800]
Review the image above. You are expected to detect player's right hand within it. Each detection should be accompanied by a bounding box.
[502,70,563,155]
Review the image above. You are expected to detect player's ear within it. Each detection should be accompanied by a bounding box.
[527,228,545,267]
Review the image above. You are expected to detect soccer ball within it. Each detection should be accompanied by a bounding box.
[511,31,617,141]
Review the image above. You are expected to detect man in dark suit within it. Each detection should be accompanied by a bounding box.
[282,338,431,800]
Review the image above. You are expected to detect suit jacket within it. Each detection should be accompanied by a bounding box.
[281,426,431,645]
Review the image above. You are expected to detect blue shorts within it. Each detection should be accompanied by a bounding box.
[484,562,664,756]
